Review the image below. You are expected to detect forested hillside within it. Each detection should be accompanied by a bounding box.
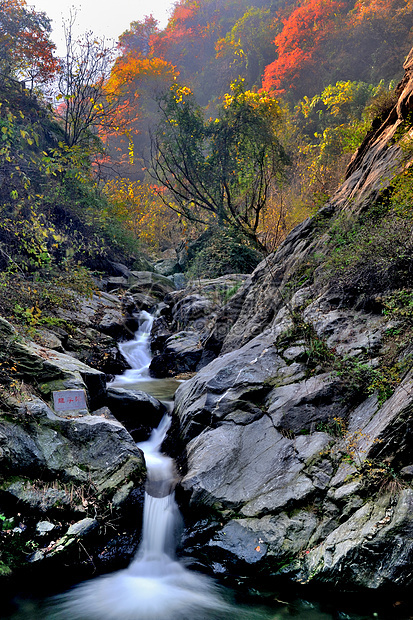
[2,0,412,273]
[0,0,412,364]
[104,0,413,259]
[3,0,413,608]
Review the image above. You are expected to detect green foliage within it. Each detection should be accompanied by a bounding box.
[316,416,347,437]
[0,512,38,575]
[278,312,398,406]
[323,201,413,304]
[336,358,397,406]
[214,6,277,89]
[0,263,97,347]
[292,80,394,208]
[186,227,262,278]
[278,312,335,372]
[151,80,289,249]
[221,281,243,303]
[382,289,413,325]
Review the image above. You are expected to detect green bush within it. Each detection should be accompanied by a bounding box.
[186,227,263,278]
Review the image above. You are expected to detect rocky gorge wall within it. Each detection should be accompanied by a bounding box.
[2,47,413,605]
[173,50,413,592]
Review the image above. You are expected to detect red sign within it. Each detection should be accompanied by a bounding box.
[53,390,87,412]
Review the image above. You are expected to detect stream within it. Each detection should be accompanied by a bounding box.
[3,313,401,619]
[110,310,180,402]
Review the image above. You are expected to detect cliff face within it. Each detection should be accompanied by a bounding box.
[174,51,413,591]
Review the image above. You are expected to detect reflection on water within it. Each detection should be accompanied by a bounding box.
[109,309,182,403]
[112,377,182,403]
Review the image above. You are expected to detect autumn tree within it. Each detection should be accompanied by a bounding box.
[262,0,348,98]
[104,178,185,251]
[215,6,276,90]
[117,15,159,56]
[0,0,58,90]
[262,0,413,100]
[337,0,413,85]
[102,16,178,179]
[150,80,289,249]
[56,13,122,150]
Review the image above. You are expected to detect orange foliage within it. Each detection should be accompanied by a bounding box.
[106,52,178,132]
[110,53,177,90]
[262,0,346,95]
[171,2,199,26]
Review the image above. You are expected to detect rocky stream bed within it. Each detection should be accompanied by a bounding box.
[3,45,413,620]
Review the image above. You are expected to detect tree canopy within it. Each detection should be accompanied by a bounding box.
[0,0,58,89]
[150,80,289,249]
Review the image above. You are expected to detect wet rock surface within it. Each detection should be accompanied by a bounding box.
[106,386,166,440]
[172,53,413,593]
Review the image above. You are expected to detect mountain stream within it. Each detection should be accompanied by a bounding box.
[4,312,385,619]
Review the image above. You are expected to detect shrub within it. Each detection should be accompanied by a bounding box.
[186,227,263,278]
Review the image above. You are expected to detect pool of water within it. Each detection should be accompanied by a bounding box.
[110,376,182,403]
[3,582,409,620]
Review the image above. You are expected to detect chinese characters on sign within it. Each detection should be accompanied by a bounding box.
[53,390,87,412]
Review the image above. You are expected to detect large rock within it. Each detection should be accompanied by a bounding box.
[182,418,331,516]
[0,398,144,495]
[128,271,175,300]
[292,489,413,589]
[11,339,106,411]
[176,321,413,590]
[150,331,203,378]
[106,386,166,440]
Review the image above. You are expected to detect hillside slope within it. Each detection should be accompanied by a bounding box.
[173,48,413,593]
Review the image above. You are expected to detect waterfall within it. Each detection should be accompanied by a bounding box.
[47,416,236,620]
[110,310,155,386]
[40,313,270,619]
[110,310,179,402]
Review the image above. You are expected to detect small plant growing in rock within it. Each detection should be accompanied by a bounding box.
[316,416,347,437]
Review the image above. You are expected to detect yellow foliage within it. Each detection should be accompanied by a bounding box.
[104,179,185,252]
[259,188,314,252]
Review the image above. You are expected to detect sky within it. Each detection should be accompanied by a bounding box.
[29,0,176,56]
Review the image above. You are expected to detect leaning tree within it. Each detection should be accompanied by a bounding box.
[150,80,289,250]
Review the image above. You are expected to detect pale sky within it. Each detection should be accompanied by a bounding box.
[29,0,176,56]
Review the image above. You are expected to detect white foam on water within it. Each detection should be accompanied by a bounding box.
[110,310,154,385]
[46,416,236,620]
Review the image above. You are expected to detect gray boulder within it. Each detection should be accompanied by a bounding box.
[106,386,166,440]
[128,271,175,300]
[0,398,145,496]
[150,331,203,377]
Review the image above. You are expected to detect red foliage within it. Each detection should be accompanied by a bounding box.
[262,0,347,95]
[0,0,58,84]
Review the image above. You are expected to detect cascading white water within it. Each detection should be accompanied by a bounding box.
[111,310,154,385]
[47,415,236,620]
[37,312,273,619]
[110,310,180,402]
